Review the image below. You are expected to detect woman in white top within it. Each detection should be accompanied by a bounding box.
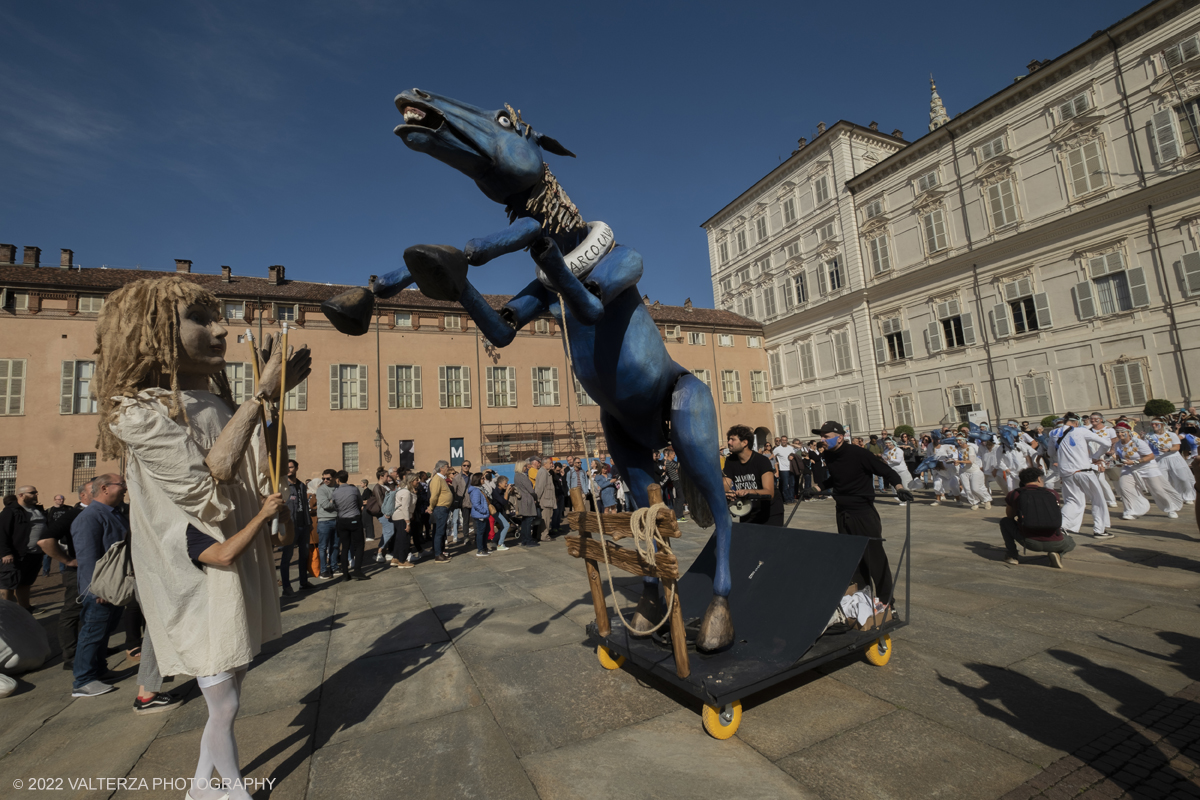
[1148,419,1197,504]
[389,477,419,567]
[94,277,311,800]
[954,437,991,509]
[881,440,913,505]
[1114,426,1182,519]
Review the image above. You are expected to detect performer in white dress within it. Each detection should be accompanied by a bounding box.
[954,437,990,509]
[881,439,913,505]
[1148,418,1197,505]
[1113,424,1182,520]
[94,277,312,800]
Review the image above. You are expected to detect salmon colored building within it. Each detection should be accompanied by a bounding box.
[0,245,771,495]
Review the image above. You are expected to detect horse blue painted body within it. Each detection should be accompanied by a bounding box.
[327,89,735,651]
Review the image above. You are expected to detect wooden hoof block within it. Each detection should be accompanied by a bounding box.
[321,287,375,336]
[696,596,734,654]
[404,244,469,302]
[629,583,665,634]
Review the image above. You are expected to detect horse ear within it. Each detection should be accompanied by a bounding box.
[537,133,576,158]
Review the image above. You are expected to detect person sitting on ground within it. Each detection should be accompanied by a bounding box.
[1000,467,1076,569]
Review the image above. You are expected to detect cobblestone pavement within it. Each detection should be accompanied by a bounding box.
[1002,681,1200,800]
[1,492,1198,799]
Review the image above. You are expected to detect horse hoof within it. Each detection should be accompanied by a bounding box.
[404,244,468,302]
[321,287,375,336]
[630,583,665,634]
[696,596,734,653]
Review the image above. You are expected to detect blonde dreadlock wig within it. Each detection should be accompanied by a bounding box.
[93,276,223,460]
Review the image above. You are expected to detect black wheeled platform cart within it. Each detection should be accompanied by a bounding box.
[569,495,911,740]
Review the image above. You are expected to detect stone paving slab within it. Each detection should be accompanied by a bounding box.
[3,492,1199,799]
[521,708,817,799]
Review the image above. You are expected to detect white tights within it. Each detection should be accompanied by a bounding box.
[193,669,251,800]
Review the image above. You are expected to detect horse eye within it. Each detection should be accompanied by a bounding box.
[498,116,512,128]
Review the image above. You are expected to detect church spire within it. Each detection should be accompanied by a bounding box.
[929,75,950,132]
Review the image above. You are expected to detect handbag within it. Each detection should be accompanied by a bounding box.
[88,527,136,606]
[363,491,383,518]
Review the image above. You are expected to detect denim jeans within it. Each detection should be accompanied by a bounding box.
[449,507,462,540]
[317,518,339,574]
[779,470,795,503]
[432,506,450,556]
[473,516,488,554]
[379,517,395,554]
[73,591,123,689]
[519,515,536,546]
[280,525,312,591]
[495,513,511,547]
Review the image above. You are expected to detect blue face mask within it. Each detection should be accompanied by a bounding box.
[825,435,841,449]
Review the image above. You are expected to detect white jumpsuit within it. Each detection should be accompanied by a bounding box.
[956,444,990,507]
[1115,437,1182,518]
[1148,431,1196,503]
[1052,425,1112,535]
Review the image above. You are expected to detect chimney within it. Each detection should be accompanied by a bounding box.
[221,265,232,282]
[60,249,73,268]
[683,298,692,308]
[816,121,826,134]
[891,129,904,139]
[869,121,879,131]
[0,244,16,264]
[1027,59,1046,74]
[23,246,40,267]
[175,259,192,273]
[268,264,285,285]
[796,137,807,149]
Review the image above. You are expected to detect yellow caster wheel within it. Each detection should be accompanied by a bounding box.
[702,700,742,739]
[865,634,892,666]
[597,646,624,670]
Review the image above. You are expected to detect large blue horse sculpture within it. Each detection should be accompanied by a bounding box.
[322,89,735,652]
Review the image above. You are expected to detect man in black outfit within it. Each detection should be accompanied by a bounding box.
[812,421,914,605]
[722,425,784,526]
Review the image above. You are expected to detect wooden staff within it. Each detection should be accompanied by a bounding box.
[274,322,288,493]
[245,329,276,492]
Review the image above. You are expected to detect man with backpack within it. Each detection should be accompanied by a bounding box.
[1001,467,1076,568]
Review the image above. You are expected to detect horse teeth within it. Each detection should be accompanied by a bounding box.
[404,107,426,122]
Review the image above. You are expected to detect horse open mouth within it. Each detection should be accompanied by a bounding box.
[395,102,444,132]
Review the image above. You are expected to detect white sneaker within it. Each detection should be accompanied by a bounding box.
[930,500,940,506]
[1122,513,1135,520]
[898,502,907,507]
[496,545,509,551]
[1107,502,1118,508]
[970,505,979,510]
[375,552,385,563]
[1168,511,1179,519]
[1186,501,1195,506]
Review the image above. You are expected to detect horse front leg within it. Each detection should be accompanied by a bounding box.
[458,277,553,348]
[465,217,543,265]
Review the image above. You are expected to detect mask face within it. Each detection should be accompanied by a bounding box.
[824,435,841,449]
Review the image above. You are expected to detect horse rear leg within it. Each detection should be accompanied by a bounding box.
[668,373,735,653]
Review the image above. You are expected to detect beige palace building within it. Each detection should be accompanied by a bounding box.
[0,247,769,496]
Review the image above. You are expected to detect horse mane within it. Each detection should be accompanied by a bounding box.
[507,163,586,236]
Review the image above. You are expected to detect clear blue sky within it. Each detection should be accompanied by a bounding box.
[1,0,1141,307]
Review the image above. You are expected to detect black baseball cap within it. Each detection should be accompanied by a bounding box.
[811,421,846,436]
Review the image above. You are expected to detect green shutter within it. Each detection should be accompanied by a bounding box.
[329,364,340,410]
[388,365,397,409]
[60,361,75,415]
[413,366,422,408]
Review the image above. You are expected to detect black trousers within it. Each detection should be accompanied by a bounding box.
[59,568,81,662]
[835,502,894,605]
[392,519,411,562]
[124,599,144,652]
[336,517,365,575]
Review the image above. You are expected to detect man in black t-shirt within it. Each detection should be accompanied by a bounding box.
[722,425,784,526]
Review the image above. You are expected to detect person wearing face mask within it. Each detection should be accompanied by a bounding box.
[810,421,914,607]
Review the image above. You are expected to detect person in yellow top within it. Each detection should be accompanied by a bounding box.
[428,460,454,563]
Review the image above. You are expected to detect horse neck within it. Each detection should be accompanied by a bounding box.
[505,166,589,253]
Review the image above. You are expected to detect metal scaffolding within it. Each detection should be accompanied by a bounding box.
[479,419,608,463]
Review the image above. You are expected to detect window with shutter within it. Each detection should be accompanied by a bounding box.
[60,361,97,415]
[574,376,598,406]
[843,402,861,434]
[786,241,802,259]
[1020,375,1053,416]
[768,352,784,386]
[225,362,254,405]
[814,176,830,204]
[692,369,711,388]
[717,334,734,347]
[1059,92,1091,122]
[736,230,746,252]
[532,367,559,406]
[993,302,1012,338]
[395,312,413,328]
[0,359,25,416]
[487,367,517,407]
[1074,281,1097,320]
[440,366,471,408]
[979,136,1006,161]
[342,443,359,474]
[782,197,796,223]
[687,331,706,345]
[833,330,853,372]
[284,377,307,411]
[864,199,883,219]
[917,169,940,193]
[755,216,768,241]
[875,336,888,364]
[721,370,742,403]
[389,365,422,408]
[746,336,761,348]
[1181,252,1200,297]
[750,371,768,402]
[988,179,1018,228]
[1165,35,1200,67]
[868,234,891,274]
[78,295,105,313]
[891,395,915,427]
[923,209,948,253]
[799,341,816,380]
[718,242,728,264]
[1152,108,1182,164]
[329,364,341,410]
[740,296,755,318]
[762,286,777,317]
[223,301,244,320]
[1108,362,1148,407]
[816,221,835,242]
[1066,140,1107,196]
[926,321,943,353]
[826,258,843,292]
